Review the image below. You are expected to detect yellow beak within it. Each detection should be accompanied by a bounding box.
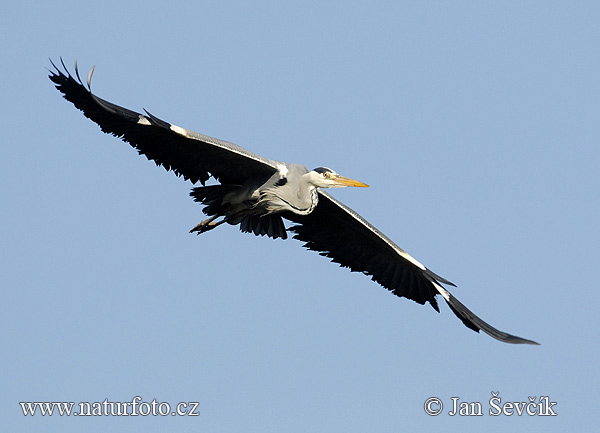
[333,175,369,187]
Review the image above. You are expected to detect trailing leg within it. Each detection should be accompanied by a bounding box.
[189,215,226,234]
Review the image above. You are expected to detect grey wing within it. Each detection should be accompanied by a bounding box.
[49,59,278,185]
[285,190,539,345]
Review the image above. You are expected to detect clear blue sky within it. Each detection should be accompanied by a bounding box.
[2,1,598,431]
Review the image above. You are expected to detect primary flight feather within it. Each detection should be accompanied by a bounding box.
[49,59,538,345]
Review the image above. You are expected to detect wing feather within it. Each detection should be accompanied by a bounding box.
[286,191,538,345]
[49,59,277,185]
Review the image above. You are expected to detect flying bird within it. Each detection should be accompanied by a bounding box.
[49,59,538,345]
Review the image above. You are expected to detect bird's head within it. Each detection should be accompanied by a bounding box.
[308,167,369,189]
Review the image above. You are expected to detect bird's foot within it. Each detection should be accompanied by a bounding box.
[190,216,222,234]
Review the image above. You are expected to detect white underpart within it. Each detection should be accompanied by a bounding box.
[276,164,288,177]
[397,250,426,270]
[137,115,151,126]
[431,281,451,302]
[170,123,190,137]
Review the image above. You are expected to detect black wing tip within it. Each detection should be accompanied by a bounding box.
[48,57,67,82]
[445,292,539,345]
[503,335,540,345]
[48,57,69,77]
[48,57,95,88]
[48,67,173,132]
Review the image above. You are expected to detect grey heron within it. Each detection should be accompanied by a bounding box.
[49,59,538,345]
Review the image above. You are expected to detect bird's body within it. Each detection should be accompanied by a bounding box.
[49,59,538,345]
[190,164,367,238]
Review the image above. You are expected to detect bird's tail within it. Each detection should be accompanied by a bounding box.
[238,214,287,240]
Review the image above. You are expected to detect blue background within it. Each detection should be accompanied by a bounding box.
[2,1,598,431]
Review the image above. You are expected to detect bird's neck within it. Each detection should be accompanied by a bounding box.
[294,186,319,215]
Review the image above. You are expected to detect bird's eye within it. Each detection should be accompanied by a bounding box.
[322,172,329,178]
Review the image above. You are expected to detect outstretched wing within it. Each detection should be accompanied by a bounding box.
[49,59,278,185]
[286,191,538,345]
